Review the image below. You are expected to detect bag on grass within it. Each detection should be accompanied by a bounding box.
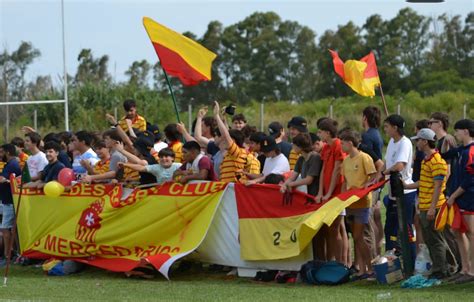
[300,260,350,285]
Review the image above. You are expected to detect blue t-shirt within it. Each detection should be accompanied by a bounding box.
[0,158,21,205]
[41,161,66,183]
[362,128,384,160]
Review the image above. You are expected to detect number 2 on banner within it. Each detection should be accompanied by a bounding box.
[272,230,297,246]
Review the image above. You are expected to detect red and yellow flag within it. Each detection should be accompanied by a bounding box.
[235,181,386,260]
[143,17,217,86]
[329,50,381,97]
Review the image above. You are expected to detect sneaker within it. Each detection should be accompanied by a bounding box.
[455,274,474,284]
[428,271,448,280]
[446,272,465,282]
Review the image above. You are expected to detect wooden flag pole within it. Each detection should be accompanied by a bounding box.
[378,85,389,116]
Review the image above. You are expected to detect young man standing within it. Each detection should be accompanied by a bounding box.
[382,115,416,265]
[174,141,216,184]
[404,128,451,279]
[0,144,21,266]
[268,122,292,159]
[214,101,250,183]
[444,119,474,284]
[26,141,66,188]
[287,116,308,170]
[117,99,147,132]
[316,118,348,264]
[71,131,99,180]
[82,129,127,183]
[11,137,29,170]
[340,129,377,280]
[24,132,48,181]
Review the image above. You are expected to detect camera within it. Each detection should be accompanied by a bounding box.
[224,104,236,116]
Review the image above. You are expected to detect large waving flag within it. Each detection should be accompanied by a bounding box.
[329,50,381,97]
[235,181,386,260]
[143,17,217,86]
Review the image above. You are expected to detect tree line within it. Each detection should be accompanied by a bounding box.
[0,8,473,137]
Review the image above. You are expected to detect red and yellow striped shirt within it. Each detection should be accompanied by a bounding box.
[220,141,249,183]
[169,141,183,163]
[93,159,110,175]
[289,148,301,170]
[118,114,147,132]
[419,152,447,210]
[246,152,261,175]
[0,161,5,174]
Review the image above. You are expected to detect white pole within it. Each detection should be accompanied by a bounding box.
[61,0,69,131]
[329,104,333,119]
[34,110,37,130]
[463,103,467,119]
[260,102,264,131]
[397,103,401,115]
[114,107,118,122]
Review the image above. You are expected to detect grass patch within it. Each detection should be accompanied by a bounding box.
[1,265,473,301]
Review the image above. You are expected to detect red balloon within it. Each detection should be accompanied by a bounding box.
[58,168,75,186]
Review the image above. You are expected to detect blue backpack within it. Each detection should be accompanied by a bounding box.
[300,260,350,285]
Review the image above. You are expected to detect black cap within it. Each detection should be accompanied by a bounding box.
[287,116,308,133]
[268,122,283,138]
[454,119,474,132]
[260,135,278,153]
[146,123,161,142]
[385,114,406,129]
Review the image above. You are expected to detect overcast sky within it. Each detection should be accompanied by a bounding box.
[1,0,472,84]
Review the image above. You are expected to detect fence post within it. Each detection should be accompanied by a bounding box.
[260,101,264,131]
[463,101,467,119]
[114,107,118,122]
[34,110,37,131]
[5,105,9,141]
[329,98,335,119]
[188,103,193,131]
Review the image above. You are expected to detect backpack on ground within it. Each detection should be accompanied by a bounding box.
[300,260,350,285]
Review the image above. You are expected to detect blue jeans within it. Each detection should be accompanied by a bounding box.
[383,192,416,263]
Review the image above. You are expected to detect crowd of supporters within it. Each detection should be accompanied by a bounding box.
[0,99,473,284]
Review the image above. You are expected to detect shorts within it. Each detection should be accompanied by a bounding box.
[1,204,15,229]
[346,208,370,224]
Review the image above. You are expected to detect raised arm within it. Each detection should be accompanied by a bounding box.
[194,107,211,147]
[176,122,196,143]
[213,101,232,148]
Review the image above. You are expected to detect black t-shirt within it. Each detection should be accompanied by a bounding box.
[207,141,220,157]
[277,141,292,159]
[257,154,266,173]
[139,156,158,185]
[294,153,322,196]
[41,161,65,183]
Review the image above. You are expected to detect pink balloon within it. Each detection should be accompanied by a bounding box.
[58,168,75,186]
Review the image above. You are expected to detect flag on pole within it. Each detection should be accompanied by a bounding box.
[143,17,217,86]
[329,50,381,97]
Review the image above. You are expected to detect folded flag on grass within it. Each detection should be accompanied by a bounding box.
[235,180,387,260]
[329,50,381,97]
[143,17,217,86]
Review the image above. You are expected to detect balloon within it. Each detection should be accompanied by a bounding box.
[58,168,75,186]
[44,181,65,198]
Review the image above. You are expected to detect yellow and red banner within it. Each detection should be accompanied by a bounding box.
[12,179,227,278]
[143,17,217,86]
[329,50,381,97]
[235,181,386,260]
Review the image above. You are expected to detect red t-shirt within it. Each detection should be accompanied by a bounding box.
[320,138,346,198]
[180,156,217,181]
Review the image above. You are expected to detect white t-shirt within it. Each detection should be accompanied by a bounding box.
[72,148,100,179]
[27,151,48,178]
[262,153,290,176]
[385,136,415,198]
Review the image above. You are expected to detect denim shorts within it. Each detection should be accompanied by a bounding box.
[1,204,15,229]
[346,208,370,224]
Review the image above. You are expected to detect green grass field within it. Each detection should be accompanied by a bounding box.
[1,265,473,301]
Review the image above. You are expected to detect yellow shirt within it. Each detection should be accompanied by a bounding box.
[118,114,147,133]
[0,161,5,174]
[341,151,376,208]
[246,152,261,175]
[169,141,183,163]
[93,159,110,175]
[220,141,248,183]
[419,152,447,210]
[289,148,301,170]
